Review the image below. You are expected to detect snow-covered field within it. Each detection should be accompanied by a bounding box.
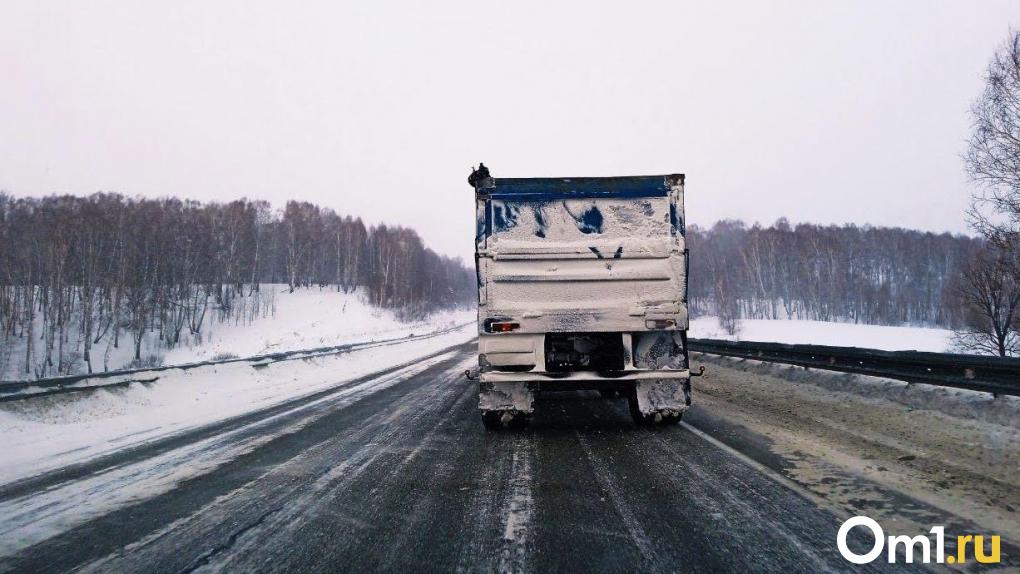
[689,316,954,353]
[0,324,476,487]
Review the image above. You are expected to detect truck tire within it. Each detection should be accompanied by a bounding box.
[481,410,530,430]
[627,392,682,426]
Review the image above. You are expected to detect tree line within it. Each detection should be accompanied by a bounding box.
[0,193,474,378]
[687,219,982,333]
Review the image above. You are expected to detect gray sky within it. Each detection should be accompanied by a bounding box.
[2,1,1018,261]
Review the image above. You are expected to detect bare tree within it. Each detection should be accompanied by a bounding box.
[950,247,1020,356]
[966,30,1020,250]
[957,30,1020,355]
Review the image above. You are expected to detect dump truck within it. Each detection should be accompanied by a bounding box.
[471,171,694,429]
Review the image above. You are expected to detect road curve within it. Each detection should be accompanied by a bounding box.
[0,342,924,573]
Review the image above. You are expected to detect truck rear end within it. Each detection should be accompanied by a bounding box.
[472,172,692,429]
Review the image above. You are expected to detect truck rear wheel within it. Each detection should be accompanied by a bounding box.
[481,410,530,430]
[627,392,682,426]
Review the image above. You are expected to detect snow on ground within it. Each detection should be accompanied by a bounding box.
[0,285,475,381]
[0,324,476,487]
[161,286,474,365]
[689,316,954,353]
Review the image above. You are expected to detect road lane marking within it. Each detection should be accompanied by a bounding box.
[679,421,831,509]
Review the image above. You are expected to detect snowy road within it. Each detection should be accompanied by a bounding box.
[0,342,967,573]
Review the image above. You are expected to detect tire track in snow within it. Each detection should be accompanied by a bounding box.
[453,430,535,574]
[496,435,535,574]
[74,377,449,574]
[372,378,480,570]
[646,425,841,573]
[453,441,508,573]
[574,431,660,567]
[176,356,478,573]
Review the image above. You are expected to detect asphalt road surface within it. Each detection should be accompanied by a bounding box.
[0,342,929,573]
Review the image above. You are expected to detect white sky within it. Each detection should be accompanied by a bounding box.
[2,1,1017,261]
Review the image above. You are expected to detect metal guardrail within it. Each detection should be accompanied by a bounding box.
[687,338,1020,397]
[0,322,473,402]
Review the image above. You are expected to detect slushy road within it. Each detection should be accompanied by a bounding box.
[0,343,923,573]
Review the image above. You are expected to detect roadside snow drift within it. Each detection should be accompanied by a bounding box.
[1,285,474,381]
[689,317,953,353]
[0,323,476,487]
[162,287,473,364]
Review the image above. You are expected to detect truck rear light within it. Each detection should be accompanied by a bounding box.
[488,321,520,333]
[645,319,675,329]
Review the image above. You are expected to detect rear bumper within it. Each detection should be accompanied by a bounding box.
[479,307,687,334]
[478,370,691,415]
[480,369,690,384]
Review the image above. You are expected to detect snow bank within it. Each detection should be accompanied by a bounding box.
[0,323,476,486]
[694,353,1020,427]
[689,316,954,353]
[0,285,474,381]
[160,286,474,365]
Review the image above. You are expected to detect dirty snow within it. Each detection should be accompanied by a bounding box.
[689,316,954,353]
[690,356,1020,542]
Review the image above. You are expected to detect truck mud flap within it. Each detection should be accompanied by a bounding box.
[632,377,691,415]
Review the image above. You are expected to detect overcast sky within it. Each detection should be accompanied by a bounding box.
[2,1,1018,261]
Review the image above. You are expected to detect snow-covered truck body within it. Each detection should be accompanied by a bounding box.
[472,173,691,428]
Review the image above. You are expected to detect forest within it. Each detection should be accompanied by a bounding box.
[686,219,980,332]
[0,193,474,378]
[0,193,988,378]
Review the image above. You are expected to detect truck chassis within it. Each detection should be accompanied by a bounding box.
[477,331,692,428]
